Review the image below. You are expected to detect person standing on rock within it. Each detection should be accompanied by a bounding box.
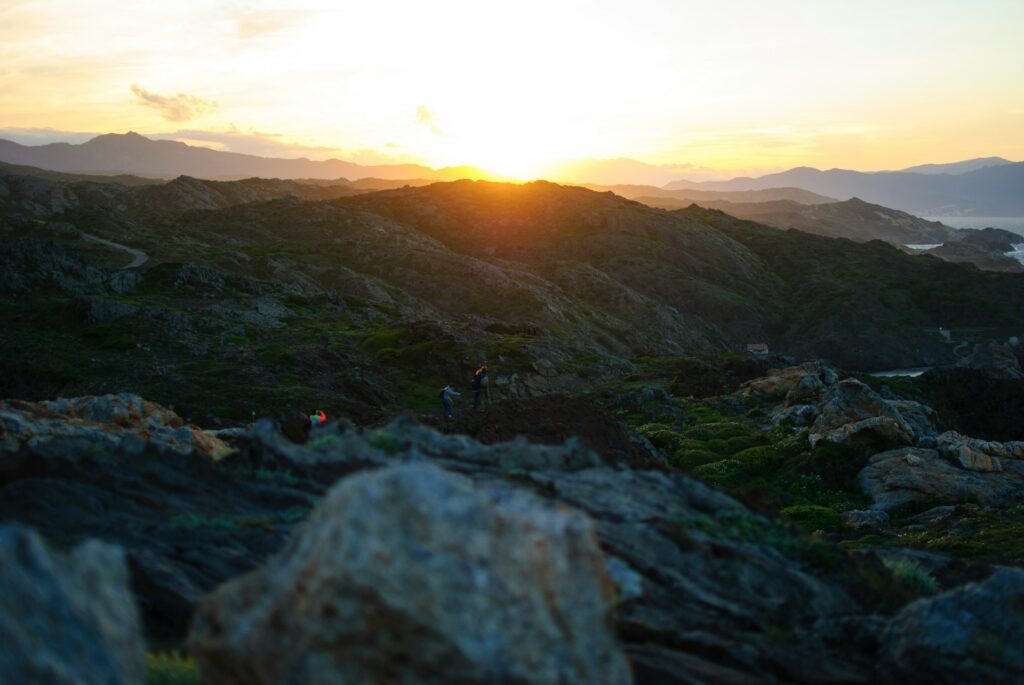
[440,384,460,419]
[472,366,489,410]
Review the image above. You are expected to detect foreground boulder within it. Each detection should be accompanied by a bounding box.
[0,394,230,458]
[0,524,145,685]
[189,462,632,685]
[882,568,1024,683]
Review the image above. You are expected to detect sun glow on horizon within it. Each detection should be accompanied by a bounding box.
[1,0,1023,181]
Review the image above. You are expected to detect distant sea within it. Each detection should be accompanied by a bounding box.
[926,217,1024,233]
[923,217,1024,266]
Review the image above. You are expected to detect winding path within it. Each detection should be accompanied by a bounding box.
[81,232,149,269]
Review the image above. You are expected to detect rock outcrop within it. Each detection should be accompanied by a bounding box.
[0,525,145,685]
[858,447,1024,511]
[809,379,915,449]
[956,342,1024,380]
[0,394,230,458]
[881,569,1024,683]
[738,365,937,449]
[737,361,838,403]
[189,462,632,685]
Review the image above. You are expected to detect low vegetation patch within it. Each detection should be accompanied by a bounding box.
[678,508,843,571]
[147,652,202,685]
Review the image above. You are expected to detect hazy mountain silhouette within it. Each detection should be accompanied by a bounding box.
[0,132,494,182]
[583,184,834,205]
[899,157,1012,175]
[665,162,1024,216]
[2,133,1019,216]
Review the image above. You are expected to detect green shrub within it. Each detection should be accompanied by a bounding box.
[732,445,780,467]
[368,429,407,454]
[641,429,684,452]
[147,652,202,685]
[374,340,446,365]
[706,438,730,454]
[361,328,406,351]
[678,509,843,570]
[81,322,135,351]
[169,514,236,531]
[724,434,769,454]
[671,448,721,469]
[692,459,744,482]
[884,558,939,598]
[675,437,713,452]
[686,421,750,440]
[306,434,341,451]
[248,467,298,485]
[780,504,844,533]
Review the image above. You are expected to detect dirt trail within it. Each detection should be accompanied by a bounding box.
[81,232,149,269]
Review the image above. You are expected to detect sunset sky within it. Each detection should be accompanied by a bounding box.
[1,0,1022,181]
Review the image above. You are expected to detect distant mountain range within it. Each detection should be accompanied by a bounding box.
[0,132,493,182]
[634,193,1023,271]
[898,157,1012,175]
[1,133,1019,217]
[666,159,1023,217]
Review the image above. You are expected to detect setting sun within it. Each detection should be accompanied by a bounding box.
[3,0,1022,180]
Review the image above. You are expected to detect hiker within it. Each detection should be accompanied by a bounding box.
[439,384,460,419]
[309,409,326,427]
[472,365,490,410]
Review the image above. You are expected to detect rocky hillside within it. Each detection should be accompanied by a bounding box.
[3,168,1024,424]
[687,206,1024,368]
[2,360,1023,683]
[641,196,958,246]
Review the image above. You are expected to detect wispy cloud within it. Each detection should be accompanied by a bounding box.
[415,105,444,136]
[152,127,340,158]
[235,9,307,40]
[130,84,218,122]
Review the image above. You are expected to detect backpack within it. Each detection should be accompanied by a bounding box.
[472,375,482,390]
[439,387,447,400]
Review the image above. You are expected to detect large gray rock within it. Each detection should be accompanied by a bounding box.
[188,462,632,685]
[809,379,914,449]
[881,568,1024,683]
[858,447,1024,511]
[0,525,145,685]
[886,399,939,443]
[231,417,866,683]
